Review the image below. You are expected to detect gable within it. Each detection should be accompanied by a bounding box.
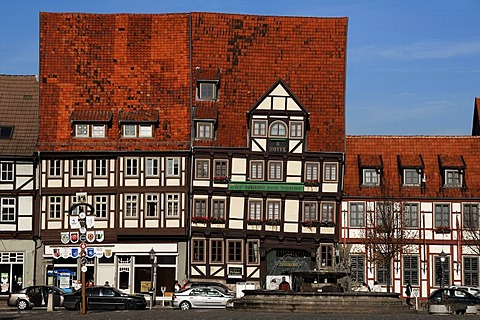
[250,80,307,114]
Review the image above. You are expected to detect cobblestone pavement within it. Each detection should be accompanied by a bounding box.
[0,307,462,320]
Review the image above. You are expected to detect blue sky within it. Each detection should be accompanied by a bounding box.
[1,0,479,135]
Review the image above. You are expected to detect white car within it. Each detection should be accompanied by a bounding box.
[450,286,480,297]
[172,287,234,310]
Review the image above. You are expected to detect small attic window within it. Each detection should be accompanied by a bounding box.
[0,126,14,139]
[197,82,218,101]
[23,95,33,100]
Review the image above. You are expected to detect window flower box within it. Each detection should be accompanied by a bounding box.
[265,219,281,226]
[304,179,319,187]
[209,217,225,224]
[247,219,263,226]
[192,216,209,224]
[320,221,336,227]
[302,220,319,228]
[435,226,452,234]
[213,176,229,183]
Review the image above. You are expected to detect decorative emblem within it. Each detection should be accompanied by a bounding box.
[61,232,70,244]
[86,247,95,259]
[104,248,113,258]
[95,247,104,258]
[70,232,79,243]
[86,215,95,228]
[53,248,61,259]
[80,227,87,235]
[71,247,79,258]
[95,230,104,243]
[86,231,95,243]
[70,216,79,229]
[61,247,70,259]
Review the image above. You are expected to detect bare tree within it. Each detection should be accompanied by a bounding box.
[462,204,480,255]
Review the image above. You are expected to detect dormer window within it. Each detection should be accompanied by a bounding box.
[358,155,383,187]
[0,126,14,139]
[289,122,303,138]
[122,124,153,138]
[363,168,380,186]
[74,124,106,138]
[197,82,218,101]
[438,154,465,189]
[269,121,287,137]
[403,169,421,186]
[252,120,267,137]
[196,122,213,140]
[445,169,463,187]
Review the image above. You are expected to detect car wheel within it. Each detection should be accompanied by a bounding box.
[125,301,136,310]
[75,301,82,311]
[17,300,29,310]
[179,301,191,310]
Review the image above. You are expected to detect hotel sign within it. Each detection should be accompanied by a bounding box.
[268,139,287,153]
[228,182,304,192]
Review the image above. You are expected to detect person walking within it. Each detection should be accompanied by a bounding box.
[174,280,181,292]
[405,281,414,307]
[279,276,291,291]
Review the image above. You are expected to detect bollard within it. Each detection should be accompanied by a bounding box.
[47,292,53,312]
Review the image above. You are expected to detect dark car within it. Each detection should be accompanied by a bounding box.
[429,288,480,307]
[7,285,65,310]
[183,282,235,296]
[63,286,147,310]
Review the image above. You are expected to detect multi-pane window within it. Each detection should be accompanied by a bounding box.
[214,160,228,178]
[92,125,105,138]
[404,203,419,228]
[49,196,62,219]
[403,255,419,285]
[125,158,138,176]
[197,123,212,139]
[267,201,280,220]
[305,163,319,181]
[139,125,152,137]
[445,169,462,187]
[434,203,450,228]
[124,194,138,218]
[94,196,108,219]
[166,194,180,217]
[268,161,282,181]
[250,161,264,180]
[227,240,243,263]
[146,194,158,217]
[404,169,420,186]
[0,198,15,222]
[350,255,365,283]
[212,199,225,219]
[249,200,262,220]
[304,202,317,221]
[122,124,153,138]
[269,121,287,137]
[71,160,85,177]
[320,244,334,267]
[350,203,365,227]
[463,256,479,287]
[194,199,207,218]
[123,124,136,137]
[363,169,379,186]
[464,203,479,229]
[75,124,105,138]
[435,255,450,287]
[324,163,338,182]
[247,240,260,265]
[167,158,180,177]
[376,262,391,285]
[146,158,159,177]
[75,124,88,137]
[290,122,303,138]
[210,239,223,264]
[195,160,209,179]
[49,160,61,177]
[252,120,266,137]
[198,82,217,101]
[192,239,205,263]
[321,202,335,223]
[0,162,14,181]
[95,159,107,177]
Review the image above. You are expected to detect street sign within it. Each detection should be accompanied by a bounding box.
[80,234,87,242]
[80,242,86,249]
[81,257,87,266]
[81,265,87,272]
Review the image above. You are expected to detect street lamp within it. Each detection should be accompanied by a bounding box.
[440,250,446,288]
[149,248,156,310]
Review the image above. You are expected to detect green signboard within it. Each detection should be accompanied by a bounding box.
[228,181,304,192]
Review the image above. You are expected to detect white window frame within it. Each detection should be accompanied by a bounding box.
[124,194,138,218]
[350,202,365,227]
[92,124,106,138]
[212,199,225,219]
[248,200,262,220]
[195,159,209,179]
[167,158,180,177]
[363,168,380,186]
[94,195,108,219]
[94,159,108,177]
[145,194,159,218]
[0,162,14,182]
[305,162,319,181]
[197,82,217,101]
[123,124,137,137]
[445,169,463,187]
[267,200,281,220]
[125,158,139,177]
[0,198,15,222]
[210,239,224,264]
[139,124,153,137]
[303,201,317,221]
[250,160,264,180]
[49,160,61,177]
[197,122,213,139]
[49,196,62,220]
[192,238,206,263]
[75,124,89,137]
[269,121,287,138]
[321,202,335,223]
[252,120,267,137]
[247,240,260,265]
[268,161,282,181]
[166,193,180,218]
[146,158,159,177]
[289,121,303,138]
[71,160,85,177]
[323,162,338,182]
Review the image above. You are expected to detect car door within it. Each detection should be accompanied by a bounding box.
[86,288,102,309]
[45,287,62,307]
[205,288,227,307]
[101,288,123,309]
[188,288,208,307]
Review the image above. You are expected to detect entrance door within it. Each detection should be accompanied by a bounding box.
[156,267,175,295]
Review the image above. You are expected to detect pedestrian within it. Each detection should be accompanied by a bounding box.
[372,281,382,292]
[279,276,291,291]
[405,281,414,307]
[355,282,370,292]
[104,281,110,287]
[174,280,181,292]
[181,278,190,290]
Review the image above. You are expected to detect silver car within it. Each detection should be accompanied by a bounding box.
[7,286,65,310]
[172,287,234,310]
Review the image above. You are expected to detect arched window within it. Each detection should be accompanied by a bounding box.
[269,121,287,137]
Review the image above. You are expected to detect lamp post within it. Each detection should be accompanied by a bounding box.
[440,250,446,288]
[149,248,156,310]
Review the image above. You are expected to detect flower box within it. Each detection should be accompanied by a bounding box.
[247,219,263,226]
[265,219,281,226]
[320,221,336,227]
[213,176,229,183]
[209,217,225,224]
[304,180,319,187]
[302,220,319,228]
[435,226,452,234]
[191,216,209,224]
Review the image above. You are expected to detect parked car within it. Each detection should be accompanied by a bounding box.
[63,286,147,310]
[7,285,65,310]
[450,286,480,297]
[172,287,234,310]
[429,288,480,306]
[183,282,235,296]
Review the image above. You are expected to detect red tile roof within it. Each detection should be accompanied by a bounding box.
[70,109,113,122]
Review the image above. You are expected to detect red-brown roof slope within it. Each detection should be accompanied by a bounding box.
[191,13,347,152]
[345,136,480,198]
[39,13,191,152]
[0,75,39,157]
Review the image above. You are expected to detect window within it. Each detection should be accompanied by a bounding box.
[0,126,14,139]
[167,158,180,177]
[49,160,61,177]
[166,194,180,217]
[290,122,303,138]
[94,196,108,219]
[376,262,391,285]
[139,125,152,137]
[122,124,153,138]
[125,158,138,177]
[0,162,14,181]
[434,203,450,228]
[0,198,15,222]
[305,163,319,182]
[303,202,317,221]
[75,124,106,138]
[247,240,260,265]
[214,160,228,178]
[435,255,450,287]
[404,169,420,186]
[71,160,85,177]
[404,203,419,228]
[324,163,338,182]
[212,199,225,219]
[250,161,264,180]
[75,124,88,137]
[49,196,62,219]
[321,202,335,223]
[192,239,205,263]
[249,200,262,220]
[269,121,287,137]
[195,160,209,179]
[403,255,419,285]
[268,161,282,181]
[445,169,462,187]
[95,159,107,177]
[363,169,380,186]
[210,239,223,264]
[194,199,207,218]
[197,82,217,101]
[252,120,266,137]
[146,194,158,217]
[197,122,213,139]
[227,240,243,263]
[123,124,136,137]
[350,255,365,283]
[319,244,334,267]
[124,194,138,218]
[92,125,105,138]
[146,158,159,177]
[463,256,479,287]
[267,200,281,220]
[464,203,479,229]
[350,203,365,227]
